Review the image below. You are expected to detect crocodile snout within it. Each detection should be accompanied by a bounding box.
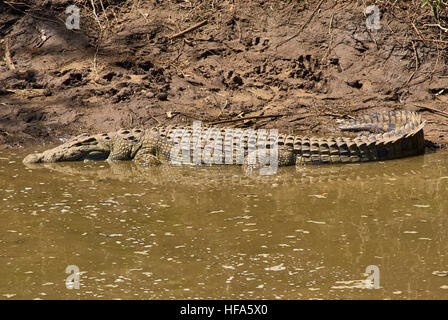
[23,153,44,164]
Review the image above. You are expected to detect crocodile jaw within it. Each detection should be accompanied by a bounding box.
[23,153,44,164]
[23,134,112,164]
[23,147,111,164]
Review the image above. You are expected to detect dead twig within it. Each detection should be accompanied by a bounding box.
[150,115,161,125]
[90,0,104,31]
[169,20,208,40]
[397,38,448,44]
[322,13,335,63]
[98,0,109,26]
[324,112,355,119]
[209,114,284,125]
[4,38,16,70]
[275,0,326,49]
[403,41,419,87]
[92,43,99,78]
[411,22,425,41]
[424,23,448,33]
[416,105,448,118]
[328,13,334,35]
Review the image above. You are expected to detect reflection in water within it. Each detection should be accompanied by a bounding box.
[0,151,447,299]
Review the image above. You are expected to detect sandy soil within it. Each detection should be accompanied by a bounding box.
[0,0,447,150]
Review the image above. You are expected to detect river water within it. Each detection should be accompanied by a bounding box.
[0,149,447,299]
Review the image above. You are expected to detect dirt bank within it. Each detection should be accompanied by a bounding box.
[1,0,447,150]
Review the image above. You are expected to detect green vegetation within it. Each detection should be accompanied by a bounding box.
[421,0,447,19]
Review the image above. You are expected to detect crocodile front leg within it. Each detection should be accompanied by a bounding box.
[132,133,172,166]
[133,151,165,166]
[243,146,296,173]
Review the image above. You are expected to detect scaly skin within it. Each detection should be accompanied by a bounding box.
[23,111,426,166]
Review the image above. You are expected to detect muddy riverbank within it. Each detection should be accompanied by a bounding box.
[0,0,447,150]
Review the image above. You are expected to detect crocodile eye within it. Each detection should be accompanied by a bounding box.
[105,137,111,140]
[134,129,142,133]
[120,130,130,134]
[73,137,97,147]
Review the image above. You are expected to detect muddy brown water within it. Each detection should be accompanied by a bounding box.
[0,150,447,299]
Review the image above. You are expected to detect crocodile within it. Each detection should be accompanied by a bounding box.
[23,110,426,166]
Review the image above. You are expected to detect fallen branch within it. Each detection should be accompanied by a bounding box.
[4,38,16,70]
[416,105,448,118]
[424,23,448,33]
[169,20,208,40]
[398,38,448,44]
[209,114,284,125]
[324,112,354,119]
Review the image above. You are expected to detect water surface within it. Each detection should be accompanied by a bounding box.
[0,150,447,299]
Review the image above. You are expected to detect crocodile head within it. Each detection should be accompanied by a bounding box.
[23,133,113,164]
[23,129,148,164]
